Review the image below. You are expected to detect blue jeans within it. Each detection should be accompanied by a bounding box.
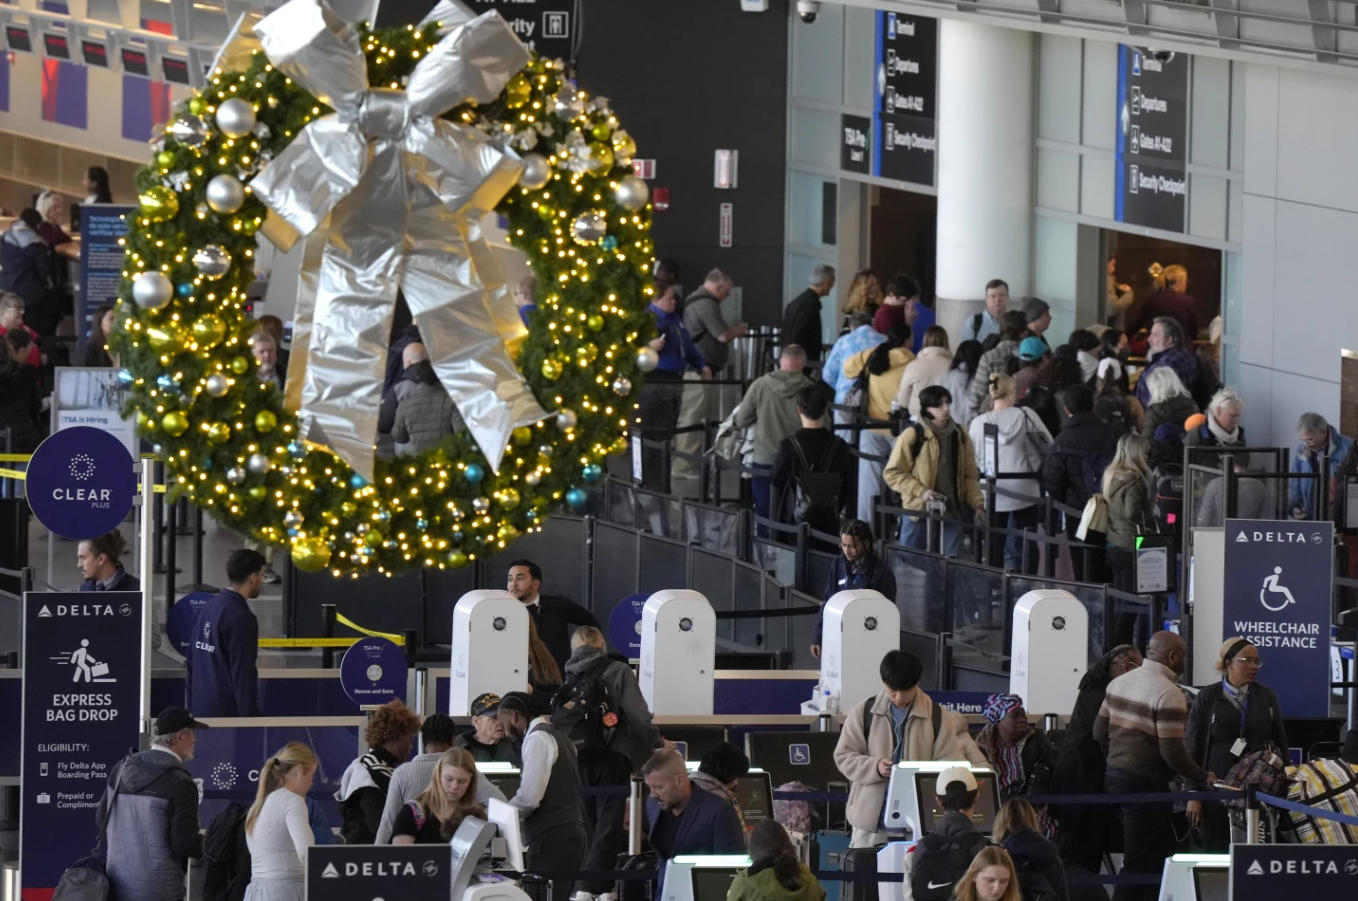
[751,467,772,525]
[899,515,964,556]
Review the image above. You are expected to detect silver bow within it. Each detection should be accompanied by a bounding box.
[246,0,547,479]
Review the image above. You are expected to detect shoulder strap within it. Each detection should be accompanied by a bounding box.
[971,313,983,336]
[861,697,875,739]
[931,701,943,746]
[790,436,812,473]
[405,799,426,829]
[908,425,927,459]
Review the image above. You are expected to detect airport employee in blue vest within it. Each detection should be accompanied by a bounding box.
[186,548,266,716]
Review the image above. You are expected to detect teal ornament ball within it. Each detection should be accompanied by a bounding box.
[465,463,485,483]
[176,282,195,298]
[582,464,602,483]
[566,488,588,508]
[601,235,619,252]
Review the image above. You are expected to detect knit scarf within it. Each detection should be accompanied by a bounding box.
[1207,415,1240,446]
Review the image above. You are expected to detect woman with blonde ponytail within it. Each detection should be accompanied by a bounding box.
[245,742,318,901]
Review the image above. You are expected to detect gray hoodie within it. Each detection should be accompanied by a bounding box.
[564,645,663,769]
[732,369,822,465]
[97,750,202,901]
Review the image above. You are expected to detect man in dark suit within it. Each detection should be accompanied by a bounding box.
[506,559,600,671]
[643,748,746,887]
[779,263,837,362]
[186,549,265,717]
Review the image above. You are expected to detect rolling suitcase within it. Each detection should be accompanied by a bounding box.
[840,843,884,901]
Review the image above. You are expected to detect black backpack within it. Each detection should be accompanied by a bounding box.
[910,829,990,901]
[1093,390,1132,436]
[202,803,251,901]
[551,661,619,751]
[1014,868,1061,901]
[790,438,844,533]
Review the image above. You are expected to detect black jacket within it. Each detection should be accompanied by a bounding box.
[455,731,522,765]
[79,566,140,593]
[780,289,824,361]
[770,427,852,529]
[0,357,42,452]
[526,594,600,672]
[1040,411,1115,508]
[1002,828,1070,901]
[98,749,202,901]
[1184,681,1288,781]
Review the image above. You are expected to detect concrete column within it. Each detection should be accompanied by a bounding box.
[934,20,1035,338]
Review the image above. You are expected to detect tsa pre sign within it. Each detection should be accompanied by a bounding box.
[21,591,142,901]
[1222,519,1332,717]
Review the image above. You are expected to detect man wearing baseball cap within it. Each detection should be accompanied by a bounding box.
[906,766,989,901]
[455,693,521,765]
[96,707,208,901]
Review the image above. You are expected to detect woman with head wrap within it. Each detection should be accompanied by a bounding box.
[975,693,1059,838]
[1183,637,1287,850]
[1048,644,1142,872]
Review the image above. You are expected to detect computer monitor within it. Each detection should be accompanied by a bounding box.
[914,771,1000,836]
[734,770,773,829]
[691,867,742,901]
[486,798,525,872]
[1192,867,1227,901]
[478,762,521,799]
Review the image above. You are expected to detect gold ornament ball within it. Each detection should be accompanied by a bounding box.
[499,488,522,510]
[588,142,615,172]
[188,96,206,116]
[255,410,278,433]
[156,151,176,170]
[340,501,357,516]
[146,324,185,353]
[230,356,251,375]
[541,358,563,380]
[191,314,226,348]
[138,185,180,223]
[248,486,268,500]
[536,204,555,221]
[590,122,612,142]
[498,524,521,541]
[505,73,532,108]
[241,218,260,236]
[161,411,189,437]
[363,530,383,547]
[586,314,605,331]
[611,129,637,161]
[136,410,153,432]
[610,436,630,455]
[205,421,232,445]
[291,538,332,573]
[447,550,469,569]
[576,344,599,366]
[512,427,533,446]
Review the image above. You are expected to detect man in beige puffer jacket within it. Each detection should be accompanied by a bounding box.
[834,650,986,847]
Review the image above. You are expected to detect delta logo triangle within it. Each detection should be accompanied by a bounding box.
[321,863,339,879]
[1236,531,1249,543]
[1247,860,1264,876]
[38,606,51,617]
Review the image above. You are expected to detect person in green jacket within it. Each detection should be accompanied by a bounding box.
[1102,432,1154,644]
[727,820,825,901]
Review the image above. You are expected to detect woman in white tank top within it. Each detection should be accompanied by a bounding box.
[244,742,318,901]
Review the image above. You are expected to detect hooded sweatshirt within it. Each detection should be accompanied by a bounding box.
[1001,827,1071,901]
[563,644,663,769]
[968,405,1052,512]
[727,862,827,901]
[98,749,202,901]
[335,746,399,844]
[732,369,823,465]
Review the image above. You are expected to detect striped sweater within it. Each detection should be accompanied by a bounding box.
[1093,659,1210,786]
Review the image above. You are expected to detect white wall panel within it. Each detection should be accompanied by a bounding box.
[1274,67,1358,212]
[1239,193,1275,369]
[1080,155,1115,220]
[1188,174,1228,240]
[1237,363,1275,450]
[1269,199,1358,383]
[1038,33,1082,143]
[1243,64,1279,198]
[1190,56,1231,169]
[791,5,845,104]
[843,4,878,111]
[1080,40,1117,151]
[1036,147,1080,212]
[789,106,842,171]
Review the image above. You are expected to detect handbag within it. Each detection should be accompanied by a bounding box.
[53,758,127,901]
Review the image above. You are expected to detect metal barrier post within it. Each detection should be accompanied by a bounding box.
[165,496,178,608]
[320,603,337,668]
[983,475,997,568]
[1222,454,1237,520]
[1043,497,1058,578]
[1320,452,1333,522]
[402,629,417,667]
[1244,782,1259,844]
[152,462,165,573]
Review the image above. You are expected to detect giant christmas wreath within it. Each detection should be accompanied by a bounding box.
[111,0,655,578]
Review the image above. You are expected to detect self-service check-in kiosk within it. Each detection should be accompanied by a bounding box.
[640,590,716,715]
[1010,590,1088,716]
[803,590,899,715]
[1158,854,1229,901]
[874,763,1000,901]
[450,591,529,716]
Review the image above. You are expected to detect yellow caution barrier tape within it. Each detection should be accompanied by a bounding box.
[335,612,405,644]
[258,637,375,648]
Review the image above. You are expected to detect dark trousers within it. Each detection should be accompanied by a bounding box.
[578,750,633,894]
[637,371,683,492]
[1106,768,1170,901]
[1107,546,1140,646]
[1066,519,1106,583]
[986,505,1040,572]
[526,822,588,901]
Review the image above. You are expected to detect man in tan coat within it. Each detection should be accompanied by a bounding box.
[833,650,985,847]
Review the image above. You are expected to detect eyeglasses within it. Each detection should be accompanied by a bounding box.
[1231,657,1263,668]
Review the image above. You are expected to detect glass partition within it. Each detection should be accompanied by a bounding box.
[884,545,947,635]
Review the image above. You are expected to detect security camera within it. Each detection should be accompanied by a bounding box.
[798,1,821,24]
[1143,48,1176,64]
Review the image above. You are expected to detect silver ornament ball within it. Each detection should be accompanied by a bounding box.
[215,98,257,139]
[614,175,650,212]
[612,377,633,396]
[553,84,585,116]
[193,245,232,280]
[519,153,553,190]
[168,115,211,148]
[226,466,246,485]
[205,373,230,397]
[556,408,578,431]
[472,497,491,515]
[635,347,660,373]
[572,210,608,245]
[283,510,305,528]
[132,271,174,310]
[450,505,467,522]
[246,453,271,475]
[524,472,541,487]
[538,444,555,457]
[205,174,245,214]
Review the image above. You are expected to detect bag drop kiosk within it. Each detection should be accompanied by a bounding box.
[1156,853,1228,901]
[802,590,899,715]
[639,590,716,716]
[658,854,755,901]
[1009,589,1088,717]
[450,590,529,716]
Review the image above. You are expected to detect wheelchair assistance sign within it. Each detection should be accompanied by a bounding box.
[1222,519,1332,717]
[20,591,142,901]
